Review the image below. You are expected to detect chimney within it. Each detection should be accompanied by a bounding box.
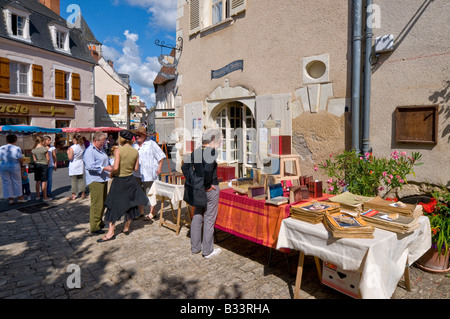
[108,60,114,68]
[39,0,60,16]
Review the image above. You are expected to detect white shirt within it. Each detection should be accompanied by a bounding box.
[68,144,85,176]
[48,146,56,168]
[133,139,166,182]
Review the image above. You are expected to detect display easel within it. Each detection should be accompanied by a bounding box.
[161,143,171,172]
[270,154,301,186]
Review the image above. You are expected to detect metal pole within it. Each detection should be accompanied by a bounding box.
[351,0,363,154]
[362,0,373,154]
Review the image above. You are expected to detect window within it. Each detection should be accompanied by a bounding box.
[55,69,72,100]
[56,31,66,50]
[49,25,71,53]
[107,95,120,114]
[215,103,256,173]
[10,62,30,95]
[11,14,25,37]
[189,0,246,35]
[3,7,31,41]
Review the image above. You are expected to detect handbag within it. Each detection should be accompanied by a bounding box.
[182,150,207,207]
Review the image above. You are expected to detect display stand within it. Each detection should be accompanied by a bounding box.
[148,181,190,236]
[270,154,301,186]
[158,196,191,236]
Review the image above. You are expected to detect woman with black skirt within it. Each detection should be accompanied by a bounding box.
[97,130,149,243]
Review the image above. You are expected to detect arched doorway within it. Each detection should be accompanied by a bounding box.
[214,101,256,177]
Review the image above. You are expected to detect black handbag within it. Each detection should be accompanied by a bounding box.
[182,151,207,207]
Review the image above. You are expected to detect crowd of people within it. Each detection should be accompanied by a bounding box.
[0,127,223,259]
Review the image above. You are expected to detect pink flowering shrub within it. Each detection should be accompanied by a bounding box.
[319,150,423,197]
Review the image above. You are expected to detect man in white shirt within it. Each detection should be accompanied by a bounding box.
[132,127,166,219]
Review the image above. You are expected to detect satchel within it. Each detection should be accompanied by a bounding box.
[182,154,207,207]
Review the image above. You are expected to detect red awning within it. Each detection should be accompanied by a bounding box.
[61,127,123,133]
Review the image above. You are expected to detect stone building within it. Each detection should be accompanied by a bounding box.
[174,0,449,191]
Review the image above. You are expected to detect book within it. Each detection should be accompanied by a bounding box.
[327,191,374,213]
[265,196,288,206]
[290,201,340,224]
[289,186,309,203]
[363,196,423,218]
[323,211,375,239]
[361,209,420,234]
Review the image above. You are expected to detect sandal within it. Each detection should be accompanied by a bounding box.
[97,235,116,243]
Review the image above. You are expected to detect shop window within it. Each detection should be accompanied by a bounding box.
[215,103,256,172]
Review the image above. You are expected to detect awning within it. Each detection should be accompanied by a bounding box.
[61,127,124,133]
[0,125,62,135]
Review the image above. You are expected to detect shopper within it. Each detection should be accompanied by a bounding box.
[0,134,27,204]
[44,136,57,198]
[83,131,112,234]
[67,134,86,200]
[31,136,50,201]
[132,126,166,219]
[21,165,31,201]
[98,130,148,242]
[182,128,222,258]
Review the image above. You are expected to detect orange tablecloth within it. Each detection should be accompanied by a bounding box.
[215,188,333,248]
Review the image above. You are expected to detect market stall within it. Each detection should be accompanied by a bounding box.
[0,125,62,135]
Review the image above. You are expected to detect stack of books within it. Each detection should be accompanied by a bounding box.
[323,211,375,239]
[360,209,420,234]
[363,196,423,218]
[327,191,374,213]
[290,201,340,224]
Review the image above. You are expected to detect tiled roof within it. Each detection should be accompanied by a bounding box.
[0,0,96,64]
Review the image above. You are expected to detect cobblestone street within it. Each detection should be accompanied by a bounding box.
[0,196,448,302]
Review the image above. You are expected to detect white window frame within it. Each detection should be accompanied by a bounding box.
[49,24,71,54]
[215,104,256,171]
[3,7,31,42]
[190,0,246,35]
[9,61,31,96]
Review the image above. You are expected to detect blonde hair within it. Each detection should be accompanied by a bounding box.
[118,135,133,146]
[33,136,44,149]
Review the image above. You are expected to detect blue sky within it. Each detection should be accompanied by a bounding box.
[59,0,177,107]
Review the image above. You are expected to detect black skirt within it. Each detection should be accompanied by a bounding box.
[104,175,149,223]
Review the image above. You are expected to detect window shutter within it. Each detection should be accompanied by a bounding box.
[32,64,44,97]
[72,73,81,101]
[230,0,246,16]
[189,0,201,35]
[55,69,65,99]
[107,95,113,114]
[113,95,119,114]
[0,57,10,94]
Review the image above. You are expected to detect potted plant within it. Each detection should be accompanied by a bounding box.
[416,188,450,273]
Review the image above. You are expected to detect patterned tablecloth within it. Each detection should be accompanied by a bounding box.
[216,188,332,248]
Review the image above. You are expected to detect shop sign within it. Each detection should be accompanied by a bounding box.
[158,54,178,67]
[155,111,175,118]
[211,60,244,79]
[0,100,75,118]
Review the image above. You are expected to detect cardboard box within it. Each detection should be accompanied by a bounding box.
[322,261,360,299]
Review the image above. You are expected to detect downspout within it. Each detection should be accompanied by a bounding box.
[362,0,373,154]
[351,0,363,153]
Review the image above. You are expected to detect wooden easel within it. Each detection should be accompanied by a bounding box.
[161,143,171,172]
[271,154,302,187]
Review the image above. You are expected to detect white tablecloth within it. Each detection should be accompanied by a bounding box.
[276,216,431,299]
[148,181,185,207]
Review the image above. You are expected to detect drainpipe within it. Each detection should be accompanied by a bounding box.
[362,0,373,155]
[351,0,363,154]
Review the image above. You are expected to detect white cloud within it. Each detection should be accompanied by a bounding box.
[114,30,160,89]
[101,45,121,62]
[117,0,177,30]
